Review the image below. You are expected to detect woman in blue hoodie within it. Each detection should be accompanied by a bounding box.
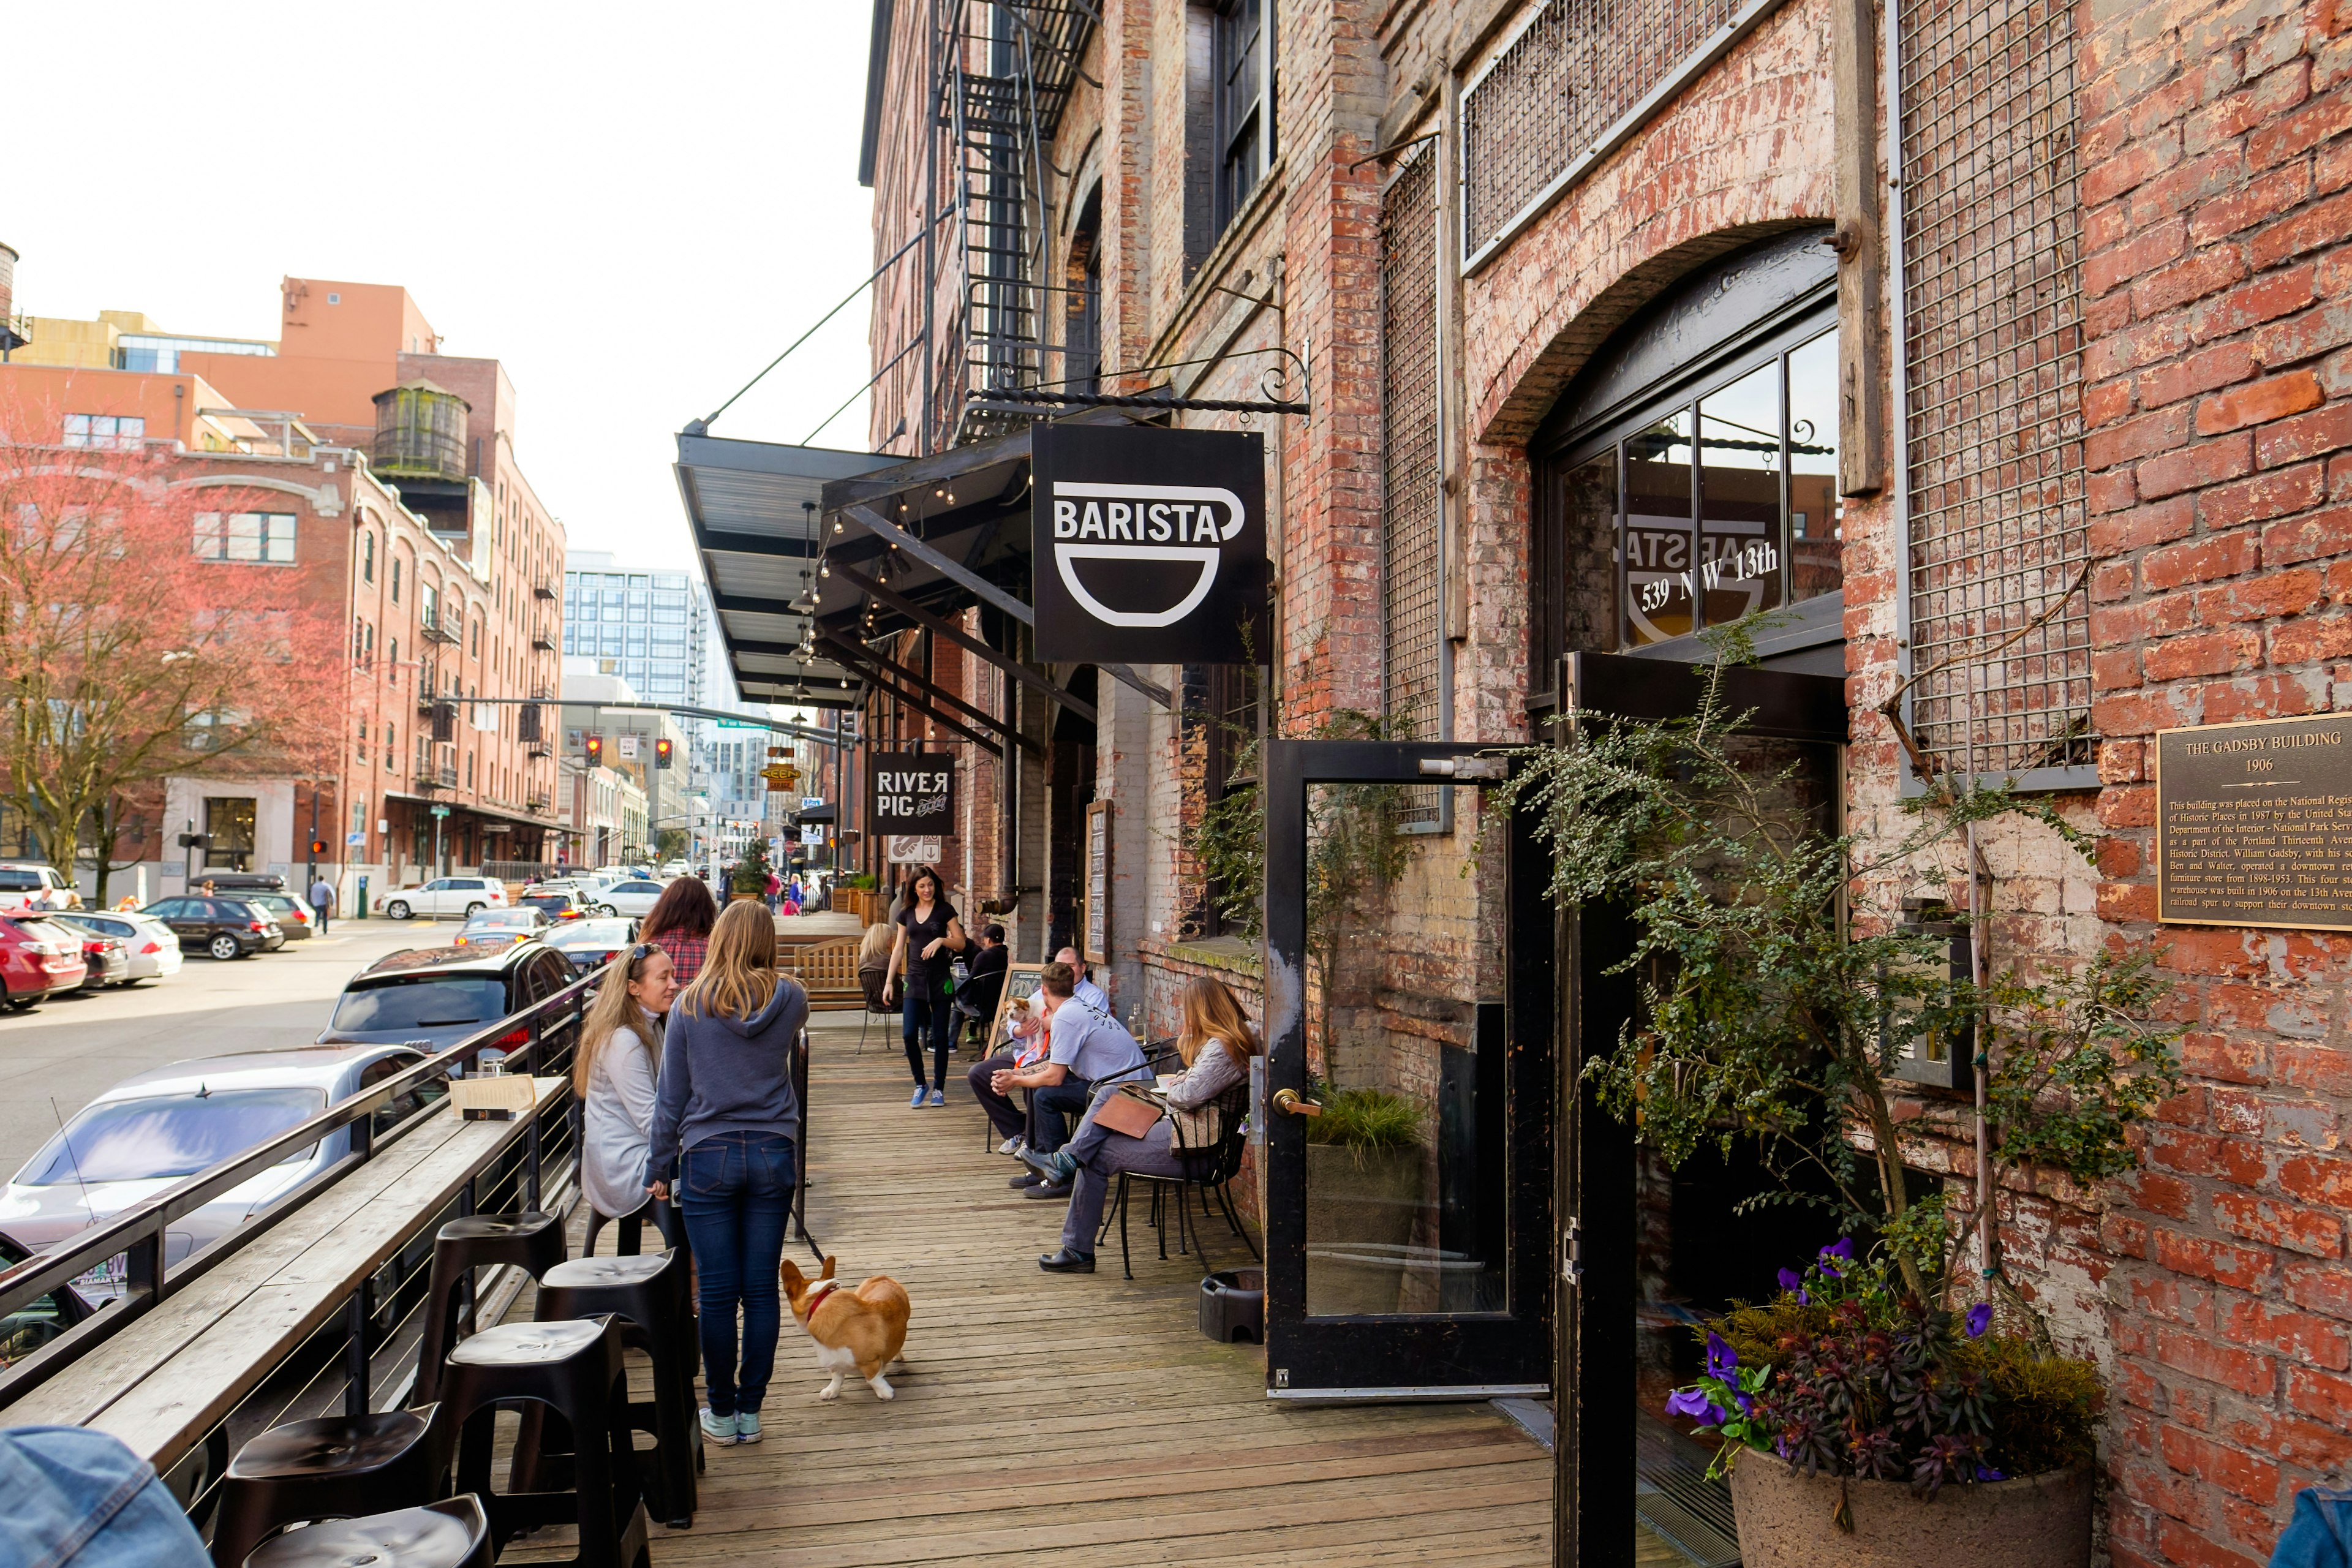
[646,899,809,1446]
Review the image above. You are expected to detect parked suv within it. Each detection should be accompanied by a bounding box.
[0,865,78,914]
[141,896,284,960]
[0,915,90,1009]
[318,941,582,1060]
[379,876,507,921]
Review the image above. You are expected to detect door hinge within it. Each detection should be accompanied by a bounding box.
[1562,1218,1583,1286]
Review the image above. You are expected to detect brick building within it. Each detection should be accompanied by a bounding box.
[0,271,569,900]
[690,0,2352,1556]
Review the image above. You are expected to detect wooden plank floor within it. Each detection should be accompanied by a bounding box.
[606,1012,1553,1567]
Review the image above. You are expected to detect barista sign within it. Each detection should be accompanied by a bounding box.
[871,753,954,835]
[1031,423,1267,664]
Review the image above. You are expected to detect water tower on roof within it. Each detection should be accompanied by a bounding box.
[371,379,469,483]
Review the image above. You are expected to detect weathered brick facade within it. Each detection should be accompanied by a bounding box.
[858,0,2351,1556]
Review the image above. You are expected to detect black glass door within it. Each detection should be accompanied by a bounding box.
[1261,739,1552,1398]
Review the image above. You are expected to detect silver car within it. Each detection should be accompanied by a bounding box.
[48,911,186,982]
[0,1044,429,1300]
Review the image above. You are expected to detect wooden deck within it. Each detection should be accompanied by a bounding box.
[620,1014,1553,1566]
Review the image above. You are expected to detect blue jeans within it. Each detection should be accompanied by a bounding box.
[1030,1076,1097,1154]
[902,984,952,1090]
[678,1131,795,1417]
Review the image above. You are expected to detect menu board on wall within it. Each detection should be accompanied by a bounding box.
[1084,801,1112,965]
[2158,714,2352,930]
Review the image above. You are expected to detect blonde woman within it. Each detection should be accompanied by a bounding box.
[576,943,681,1256]
[645,901,810,1447]
[1022,976,1261,1273]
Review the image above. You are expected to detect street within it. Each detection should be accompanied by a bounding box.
[0,918,453,1178]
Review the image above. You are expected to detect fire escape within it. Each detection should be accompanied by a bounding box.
[932,0,1096,448]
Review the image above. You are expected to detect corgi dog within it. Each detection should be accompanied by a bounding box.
[780,1255,912,1402]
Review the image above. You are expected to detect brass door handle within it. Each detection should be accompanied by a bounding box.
[1272,1088,1323,1118]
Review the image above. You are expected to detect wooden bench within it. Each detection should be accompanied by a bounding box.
[781,936,863,1009]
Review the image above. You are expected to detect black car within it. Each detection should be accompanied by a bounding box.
[318,941,582,1064]
[141,896,285,960]
[70,932,128,990]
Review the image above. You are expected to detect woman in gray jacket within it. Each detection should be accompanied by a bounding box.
[646,901,809,1447]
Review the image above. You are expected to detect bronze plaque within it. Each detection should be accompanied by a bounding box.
[2158,714,2352,929]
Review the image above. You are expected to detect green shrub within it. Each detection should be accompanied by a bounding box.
[1306,1087,1422,1152]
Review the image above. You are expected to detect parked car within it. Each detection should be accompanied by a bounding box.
[542,918,641,974]
[0,864,79,914]
[0,1044,430,1301]
[0,1227,96,1368]
[239,892,317,941]
[657,861,689,880]
[318,941,582,1060]
[516,891,594,923]
[453,908,552,949]
[595,879,666,918]
[378,876,508,921]
[141,896,283,960]
[69,930,129,991]
[0,916,89,1010]
[49,910,184,984]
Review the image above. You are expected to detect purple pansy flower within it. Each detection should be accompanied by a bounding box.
[1966,1302,1992,1339]
[1975,1464,2006,1482]
[1817,1237,1854,1276]
[1777,1267,1811,1303]
[1706,1331,1738,1379]
[1666,1387,1719,1423]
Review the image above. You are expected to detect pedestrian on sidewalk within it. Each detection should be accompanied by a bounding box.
[883,866,967,1108]
[578,942,682,1254]
[646,900,810,1449]
[643,875,718,985]
[308,873,335,935]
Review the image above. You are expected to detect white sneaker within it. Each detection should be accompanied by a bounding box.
[998,1137,1022,1155]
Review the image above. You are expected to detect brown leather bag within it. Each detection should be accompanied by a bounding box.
[1090,1087,1164,1140]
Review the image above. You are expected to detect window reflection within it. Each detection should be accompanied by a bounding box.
[1787,330,1844,604]
[1698,361,1784,626]
[1622,411,1695,646]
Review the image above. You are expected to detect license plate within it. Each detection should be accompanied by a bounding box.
[72,1254,126,1294]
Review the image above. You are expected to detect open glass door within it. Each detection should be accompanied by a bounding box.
[1261,739,1552,1399]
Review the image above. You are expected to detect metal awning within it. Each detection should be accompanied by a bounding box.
[673,429,899,710]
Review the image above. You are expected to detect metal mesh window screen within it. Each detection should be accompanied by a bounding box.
[1461,0,1743,257]
[1382,143,1443,743]
[1899,0,2091,777]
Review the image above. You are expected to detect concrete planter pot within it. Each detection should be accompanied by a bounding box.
[1303,1143,1423,1314]
[1728,1455,2091,1568]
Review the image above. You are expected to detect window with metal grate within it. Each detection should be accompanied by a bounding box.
[1897,0,2092,784]
[1382,143,1448,831]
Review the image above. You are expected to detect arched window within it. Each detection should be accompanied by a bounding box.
[1532,230,1843,674]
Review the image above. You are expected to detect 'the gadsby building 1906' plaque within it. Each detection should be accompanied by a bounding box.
[2158,714,2352,930]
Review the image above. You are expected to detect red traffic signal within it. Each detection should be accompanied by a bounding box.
[584,733,605,766]
[655,737,674,769]
[309,839,328,857]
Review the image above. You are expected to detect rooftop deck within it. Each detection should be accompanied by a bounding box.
[590,1013,1553,1566]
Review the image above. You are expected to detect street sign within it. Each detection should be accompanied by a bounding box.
[617,734,640,759]
[887,835,943,864]
[430,805,451,818]
[345,831,366,847]
[872,753,953,834]
[802,796,826,810]
[714,718,766,729]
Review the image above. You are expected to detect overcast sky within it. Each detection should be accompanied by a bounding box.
[7,4,878,576]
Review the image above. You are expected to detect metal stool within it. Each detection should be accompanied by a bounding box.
[438,1317,649,1568]
[242,1494,494,1568]
[415,1212,567,1401]
[209,1407,446,1568]
[525,1249,700,1528]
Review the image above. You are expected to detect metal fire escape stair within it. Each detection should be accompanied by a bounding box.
[933,0,1096,447]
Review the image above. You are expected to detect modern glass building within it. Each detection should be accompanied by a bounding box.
[560,551,707,710]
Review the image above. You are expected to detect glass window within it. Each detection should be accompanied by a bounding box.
[203,796,257,870]
[1787,328,1844,604]
[652,604,685,625]
[1698,361,1784,626]
[15,1088,323,1186]
[193,512,296,564]
[1623,410,1695,646]
[363,533,375,582]
[1214,0,1266,233]
[392,559,402,603]
[62,414,145,451]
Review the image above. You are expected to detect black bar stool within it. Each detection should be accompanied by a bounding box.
[530,1249,699,1528]
[439,1316,649,1568]
[415,1212,567,1402]
[209,1406,446,1568]
[241,1494,494,1568]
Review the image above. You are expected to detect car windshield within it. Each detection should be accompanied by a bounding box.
[549,921,634,950]
[331,976,509,1032]
[466,911,538,930]
[16,1088,325,1186]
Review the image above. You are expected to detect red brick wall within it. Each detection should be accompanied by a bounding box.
[2081,0,2352,1558]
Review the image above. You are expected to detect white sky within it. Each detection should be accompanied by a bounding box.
[6,4,880,576]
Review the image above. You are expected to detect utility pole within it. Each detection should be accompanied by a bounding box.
[304,785,320,894]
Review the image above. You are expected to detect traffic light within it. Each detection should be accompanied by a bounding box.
[655,737,674,769]
[584,733,604,766]
[309,839,328,857]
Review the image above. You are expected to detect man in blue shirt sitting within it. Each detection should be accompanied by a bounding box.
[989,961,1145,1200]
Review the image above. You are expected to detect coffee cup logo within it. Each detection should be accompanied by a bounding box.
[1049,481,1246,628]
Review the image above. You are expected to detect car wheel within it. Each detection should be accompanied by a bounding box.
[385,900,412,921]
[208,933,241,961]
[464,902,486,918]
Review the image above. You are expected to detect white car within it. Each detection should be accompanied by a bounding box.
[0,864,79,914]
[377,876,508,921]
[658,861,689,880]
[49,911,184,982]
[597,878,668,918]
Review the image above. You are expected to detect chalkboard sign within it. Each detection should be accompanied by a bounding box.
[1084,801,1112,965]
[2158,714,2352,930]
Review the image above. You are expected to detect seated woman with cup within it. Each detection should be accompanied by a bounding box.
[1019,976,1259,1273]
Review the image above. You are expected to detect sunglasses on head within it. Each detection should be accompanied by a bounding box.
[624,942,658,974]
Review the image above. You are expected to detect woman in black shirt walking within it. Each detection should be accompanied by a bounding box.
[883,866,967,1107]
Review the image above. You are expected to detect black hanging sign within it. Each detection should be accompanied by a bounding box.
[871,752,954,834]
[1030,423,1268,664]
